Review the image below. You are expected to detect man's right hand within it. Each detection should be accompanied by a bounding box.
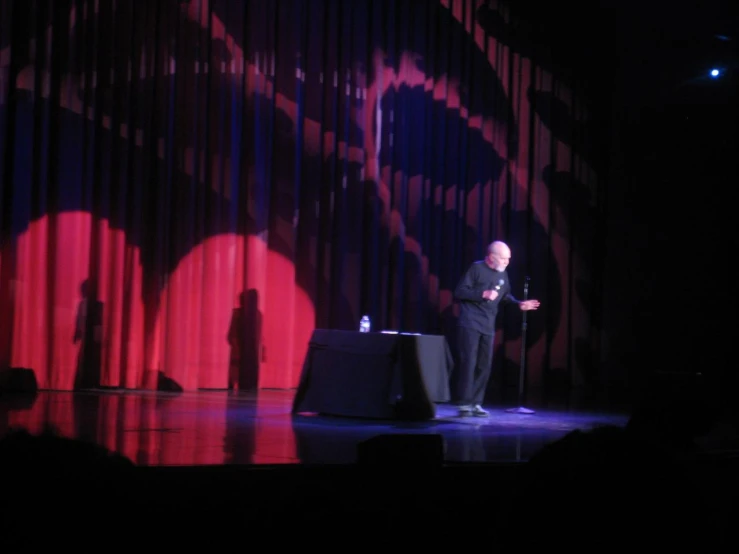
[482,290,499,301]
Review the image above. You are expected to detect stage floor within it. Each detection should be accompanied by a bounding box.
[0,389,632,465]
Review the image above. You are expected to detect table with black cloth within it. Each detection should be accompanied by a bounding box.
[292,329,453,420]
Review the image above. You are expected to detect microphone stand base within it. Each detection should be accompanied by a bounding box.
[505,406,535,415]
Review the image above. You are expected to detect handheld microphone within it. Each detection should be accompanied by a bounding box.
[495,279,504,291]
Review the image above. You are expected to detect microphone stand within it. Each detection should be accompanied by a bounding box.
[506,276,535,414]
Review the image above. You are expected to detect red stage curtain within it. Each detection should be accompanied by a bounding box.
[0,0,604,392]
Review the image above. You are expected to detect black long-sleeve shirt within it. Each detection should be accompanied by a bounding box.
[453,261,519,335]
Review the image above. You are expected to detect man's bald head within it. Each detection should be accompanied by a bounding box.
[486,241,511,271]
[488,241,511,256]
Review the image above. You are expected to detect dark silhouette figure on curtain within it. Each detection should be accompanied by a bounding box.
[73,279,103,389]
[228,290,262,391]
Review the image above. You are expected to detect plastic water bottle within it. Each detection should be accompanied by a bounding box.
[359,315,371,333]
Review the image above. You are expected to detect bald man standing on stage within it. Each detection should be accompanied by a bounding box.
[452,241,540,417]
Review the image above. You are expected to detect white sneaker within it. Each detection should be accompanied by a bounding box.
[457,405,473,416]
[471,405,489,417]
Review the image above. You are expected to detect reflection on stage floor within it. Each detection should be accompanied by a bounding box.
[0,389,631,465]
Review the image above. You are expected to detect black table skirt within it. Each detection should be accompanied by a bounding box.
[292,329,453,420]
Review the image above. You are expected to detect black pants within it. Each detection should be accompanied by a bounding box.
[453,326,495,405]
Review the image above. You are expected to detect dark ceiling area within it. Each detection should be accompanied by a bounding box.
[514,0,738,107]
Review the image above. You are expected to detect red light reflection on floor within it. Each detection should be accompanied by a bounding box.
[1,390,298,465]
